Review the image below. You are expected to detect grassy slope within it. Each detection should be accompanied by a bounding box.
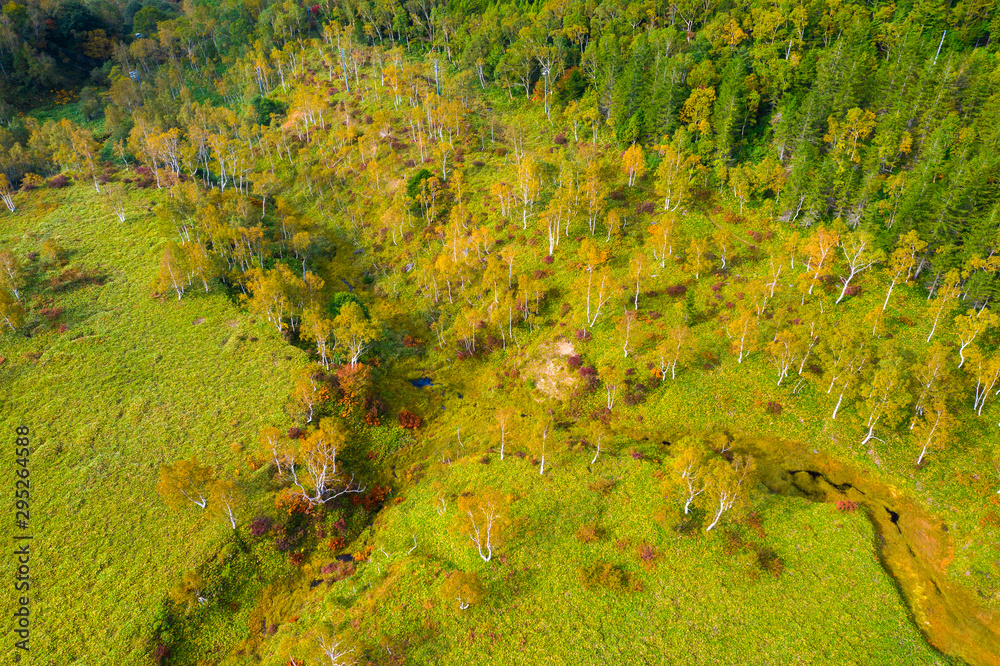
[259,432,946,664]
[3,62,998,665]
[0,184,306,663]
[234,73,995,662]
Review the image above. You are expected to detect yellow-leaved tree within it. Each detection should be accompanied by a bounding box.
[622,143,646,187]
[334,301,379,367]
[455,488,510,563]
[288,418,363,505]
[302,306,337,369]
[0,174,16,212]
[0,287,25,332]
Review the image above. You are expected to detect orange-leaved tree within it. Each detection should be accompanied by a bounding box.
[156,456,216,510]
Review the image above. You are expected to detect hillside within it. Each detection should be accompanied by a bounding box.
[2,0,1000,663]
[0,186,305,661]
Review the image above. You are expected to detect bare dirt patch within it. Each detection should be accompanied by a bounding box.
[525,339,577,401]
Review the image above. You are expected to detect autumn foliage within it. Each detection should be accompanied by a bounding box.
[398,409,422,429]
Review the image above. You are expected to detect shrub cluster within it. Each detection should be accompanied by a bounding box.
[579,561,632,591]
[398,409,422,429]
[249,516,272,538]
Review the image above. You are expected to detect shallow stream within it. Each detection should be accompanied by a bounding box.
[738,436,1000,665]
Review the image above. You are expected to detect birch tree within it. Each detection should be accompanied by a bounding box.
[302,307,337,369]
[704,455,755,531]
[209,477,243,529]
[260,425,290,474]
[926,269,961,343]
[670,438,708,515]
[587,421,608,464]
[0,250,23,300]
[496,407,514,460]
[317,635,356,665]
[622,143,646,187]
[800,228,840,297]
[288,419,364,505]
[600,363,623,410]
[0,288,24,333]
[835,231,883,304]
[967,348,1000,416]
[654,137,701,211]
[619,309,637,358]
[820,323,871,420]
[913,400,954,466]
[910,344,951,427]
[657,324,692,380]
[244,268,291,332]
[583,162,606,234]
[628,254,646,310]
[683,237,711,280]
[106,183,128,223]
[515,155,540,229]
[859,358,908,445]
[725,308,758,363]
[456,490,507,563]
[648,216,675,268]
[767,330,801,386]
[713,228,735,269]
[334,301,379,366]
[879,230,926,315]
[155,242,189,300]
[954,307,997,368]
[0,174,15,212]
[156,457,216,510]
[583,267,612,328]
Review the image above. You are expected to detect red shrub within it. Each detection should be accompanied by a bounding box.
[321,559,356,581]
[399,409,422,429]
[39,306,64,321]
[249,516,272,538]
[354,485,390,511]
[664,284,687,297]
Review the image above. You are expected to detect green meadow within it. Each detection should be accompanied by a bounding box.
[255,437,947,665]
[0,185,306,662]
